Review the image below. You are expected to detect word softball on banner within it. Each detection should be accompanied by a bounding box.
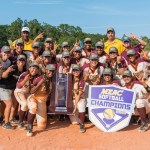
[87,85,136,132]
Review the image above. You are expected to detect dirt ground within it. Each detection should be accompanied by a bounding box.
[0,118,150,150]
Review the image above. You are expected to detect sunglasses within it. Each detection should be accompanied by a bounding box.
[4,51,10,54]
[123,75,131,78]
[63,57,70,59]
[127,55,135,57]
[85,41,91,44]
[109,52,117,54]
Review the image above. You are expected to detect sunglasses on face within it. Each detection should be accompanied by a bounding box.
[33,47,40,49]
[44,56,51,58]
[46,41,53,44]
[109,52,117,54]
[4,51,10,54]
[103,74,111,76]
[63,46,69,48]
[85,41,91,44]
[72,69,80,72]
[123,76,131,78]
[18,59,26,61]
[127,55,135,57]
[22,31,29,34]
[96,46,103,49]
[91,59,98,61]
[17,44,24,46]
[64,57,70,59]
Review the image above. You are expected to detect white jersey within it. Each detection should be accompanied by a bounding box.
[131,83,147,99]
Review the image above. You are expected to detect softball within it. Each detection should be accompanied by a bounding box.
[103,108,115,120]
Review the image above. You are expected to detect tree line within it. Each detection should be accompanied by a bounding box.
[0,18,150,51]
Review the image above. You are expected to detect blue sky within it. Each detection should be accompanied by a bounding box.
[1,0,150,38]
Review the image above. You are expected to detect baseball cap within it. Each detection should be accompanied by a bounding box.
[17,55,26,61]
[62,42,69,48]
[21,27,30,32]
[122,36,131,42]
[103,68,113,75]
[46,64,56,71]
[123,70,132,77]
[32,42,40,48]
[29,62,39,68]
[95,41,104,48]
[45,37,53,42]
[107,27,115,33]
[62,50,70,58]
[90,53,99,60]
[84,38,92,43]
[74,46,82,52]
[16,39,24,45]
[72,64,81,71]
[126,49,136,56]
[109,47,118,53]
[1,46,10,53]
[42,50,52,57]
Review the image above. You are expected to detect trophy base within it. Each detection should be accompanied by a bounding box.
[55,107,67,112]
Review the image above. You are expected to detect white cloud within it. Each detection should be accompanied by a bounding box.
[13,0,63,5]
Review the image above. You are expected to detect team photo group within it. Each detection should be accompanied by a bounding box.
[0,26,150,137]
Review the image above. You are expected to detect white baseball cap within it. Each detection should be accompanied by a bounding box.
[21,27,30,32]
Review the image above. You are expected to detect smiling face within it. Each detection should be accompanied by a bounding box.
[90,59,98,67]
[17,59,26,67]
[74,51,81,59]
[84,41,92,50]
[107,31,115,41]
[96,46,104,55]
[62,56,70,64]
[46,70,54,78]
[21,31,30,41]
[16,44,24,53]
[62,46,69,51]
[103,74,112,82]
[33,47,40,54]
[29,66,39,76]
[72,69,81,78]
[44,41,53,50]
[127,54,136,62]
[1,51,10,61]
[43,56,52,64]
[109,52,118,59]
[123,41,131,48]
[123,76,132,84]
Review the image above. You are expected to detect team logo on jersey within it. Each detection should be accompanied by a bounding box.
[87,85,136,132]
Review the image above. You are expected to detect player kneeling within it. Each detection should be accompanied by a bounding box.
[26,64,56,137]
[123,70,149,132]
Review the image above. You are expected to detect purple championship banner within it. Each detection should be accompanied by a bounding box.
[87,85,136,132]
